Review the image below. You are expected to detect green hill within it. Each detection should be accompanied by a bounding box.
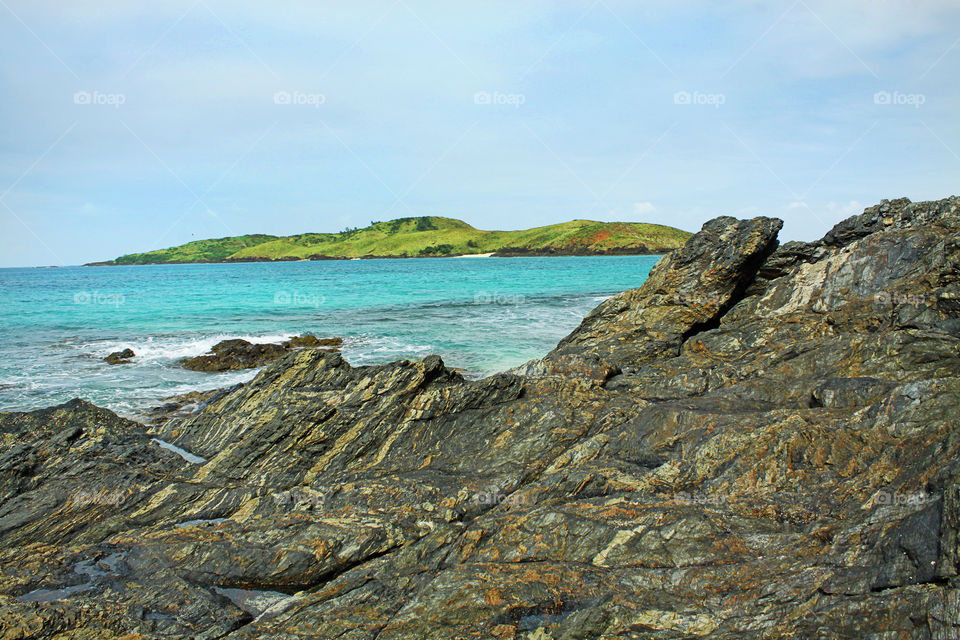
[97,216,692,265]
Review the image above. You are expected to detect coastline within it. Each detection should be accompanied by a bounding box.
[5,196,959,637]
[1,255,664,416]
[83,247,673,266]
[88,216,692,267]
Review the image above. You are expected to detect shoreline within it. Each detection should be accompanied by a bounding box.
[0,256,658,418]
[83,248,672,266]
[3,197,959,637]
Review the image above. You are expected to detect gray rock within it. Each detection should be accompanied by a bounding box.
[2,196,960,638]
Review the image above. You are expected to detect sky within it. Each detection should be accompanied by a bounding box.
[1,0,958,267]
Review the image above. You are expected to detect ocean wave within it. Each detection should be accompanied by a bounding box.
[341,335,436,365]
[79,332,300,362]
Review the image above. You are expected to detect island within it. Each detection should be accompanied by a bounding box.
[86,216,693,265]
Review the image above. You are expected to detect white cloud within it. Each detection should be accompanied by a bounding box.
[825,200,864,218]
[633,201,656,215]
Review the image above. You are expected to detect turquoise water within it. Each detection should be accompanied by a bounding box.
[0,256,659,418]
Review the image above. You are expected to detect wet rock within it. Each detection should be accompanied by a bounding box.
[180,339,287,371]
[282,335,342,349]
[179,335,340,372]
[103,348,134,365]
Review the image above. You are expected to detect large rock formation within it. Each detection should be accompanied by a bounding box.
[1,196,959,639]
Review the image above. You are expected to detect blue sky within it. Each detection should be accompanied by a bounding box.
[1,0,958,267]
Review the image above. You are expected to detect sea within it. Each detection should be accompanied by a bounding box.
[0,255,660,419]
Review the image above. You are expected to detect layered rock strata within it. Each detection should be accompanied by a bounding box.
[1,197,959,639]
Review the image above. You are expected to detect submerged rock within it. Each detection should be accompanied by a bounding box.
[103,348,134,364]
[180,334,340,372]
[282,335,342,349]
[2,196,960,638]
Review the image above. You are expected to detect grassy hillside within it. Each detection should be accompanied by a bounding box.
[99,216,692,264]
[109,234,279,265]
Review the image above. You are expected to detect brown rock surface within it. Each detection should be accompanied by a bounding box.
[180,334,340,371]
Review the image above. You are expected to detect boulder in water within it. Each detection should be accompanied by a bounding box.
[103,348,134,365]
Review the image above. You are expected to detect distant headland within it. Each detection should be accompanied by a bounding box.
[86,216,693,265]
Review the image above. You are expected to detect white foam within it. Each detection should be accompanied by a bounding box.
[340,335,435,366]
[87,333,299,363]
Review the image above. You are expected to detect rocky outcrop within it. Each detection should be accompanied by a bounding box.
[103,348,134,365]
[180,335,341,371]
[547,216,783,373]
[282,335,342,349]
[2,197,960,638]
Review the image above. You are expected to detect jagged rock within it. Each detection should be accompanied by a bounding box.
[103,348,134,365]
[180,339,288,372]
[2,196,960,638]
[546,215,782,374]
[180,335,339,372]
